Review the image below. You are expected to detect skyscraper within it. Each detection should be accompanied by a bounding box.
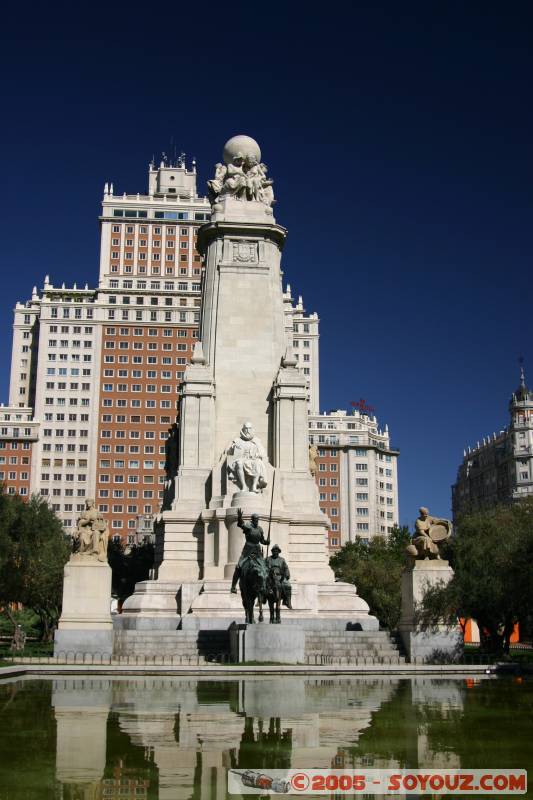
[5,153,398,544]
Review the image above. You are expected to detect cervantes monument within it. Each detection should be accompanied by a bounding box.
[119,135,377,634]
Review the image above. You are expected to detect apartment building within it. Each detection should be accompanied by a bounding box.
[0,406,39,499]
[309,408,400,548]
[452,367,533,518]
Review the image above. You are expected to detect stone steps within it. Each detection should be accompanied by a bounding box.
[304,630,403,664]
[113,627,403,665]
[114,630,230,658]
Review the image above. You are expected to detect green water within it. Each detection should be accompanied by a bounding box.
[0,675,531,799]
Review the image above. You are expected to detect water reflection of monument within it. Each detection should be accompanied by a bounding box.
[50,677,469,800]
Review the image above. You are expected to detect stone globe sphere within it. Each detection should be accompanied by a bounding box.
[223,135,261,165]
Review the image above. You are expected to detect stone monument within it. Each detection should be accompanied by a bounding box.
[399,506,461,662]
[55,500,113,656]
[119,135,377,639]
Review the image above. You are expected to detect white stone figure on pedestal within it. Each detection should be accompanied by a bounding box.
[227,422,268,494]
[74,498,109,562]
[55,501,113,656]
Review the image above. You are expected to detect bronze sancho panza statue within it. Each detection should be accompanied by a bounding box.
[265,544,292,623]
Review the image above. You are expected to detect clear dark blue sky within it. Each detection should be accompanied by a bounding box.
[0,2,531,527]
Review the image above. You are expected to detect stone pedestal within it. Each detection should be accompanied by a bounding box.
[399,561,462,663]
[117,136,379,641]
[230,622,305,664]
[55,556,113,656]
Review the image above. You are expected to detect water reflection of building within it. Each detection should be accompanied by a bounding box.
[49,676,469,800]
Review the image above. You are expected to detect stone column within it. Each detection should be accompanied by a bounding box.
[197,210,287,460]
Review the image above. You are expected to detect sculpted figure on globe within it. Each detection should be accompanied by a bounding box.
[406,506,452,561]
[207,135,275,207]
[227,422,268,494]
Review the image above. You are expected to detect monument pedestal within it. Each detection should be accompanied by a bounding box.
[55,556,113,656]
[399,560,461,663]
[230,622,305,664]
[116,135,380,646]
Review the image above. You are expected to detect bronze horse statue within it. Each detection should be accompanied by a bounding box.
[238,553,267,624]
[265,563,283,624]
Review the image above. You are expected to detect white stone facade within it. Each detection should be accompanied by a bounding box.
[283,285,320,413]
[0,405,39,498]
[309,409,400,546]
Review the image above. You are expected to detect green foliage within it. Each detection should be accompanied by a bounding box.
[108,538,155,603]
[0,490,70,642]
[0,608,40,638]
[417,500,533,655]
[329,525,411,630]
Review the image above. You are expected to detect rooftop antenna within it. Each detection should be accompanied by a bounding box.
[170,135,176,166]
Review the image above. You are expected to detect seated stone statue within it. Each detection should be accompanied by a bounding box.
[227,422,268,494]
[74,499,109,562]
[406,506,452,561]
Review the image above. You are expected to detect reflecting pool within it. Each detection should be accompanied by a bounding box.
[0,675,531,799]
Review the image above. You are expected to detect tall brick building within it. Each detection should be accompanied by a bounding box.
[4,154,399,544]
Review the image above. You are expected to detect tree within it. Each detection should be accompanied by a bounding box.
[417,500,533,655]
[0,490,70,641]
[108,538,154,605]
[329,526,411,630]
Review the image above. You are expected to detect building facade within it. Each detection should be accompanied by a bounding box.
[0,406,39,499]
[5,154,399,546]
[452,368,533,518]
[309,409,400,548]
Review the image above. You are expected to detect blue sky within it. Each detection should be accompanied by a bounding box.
[0,2,531,527]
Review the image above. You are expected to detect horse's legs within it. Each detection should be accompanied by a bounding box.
[258,597,263,623]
